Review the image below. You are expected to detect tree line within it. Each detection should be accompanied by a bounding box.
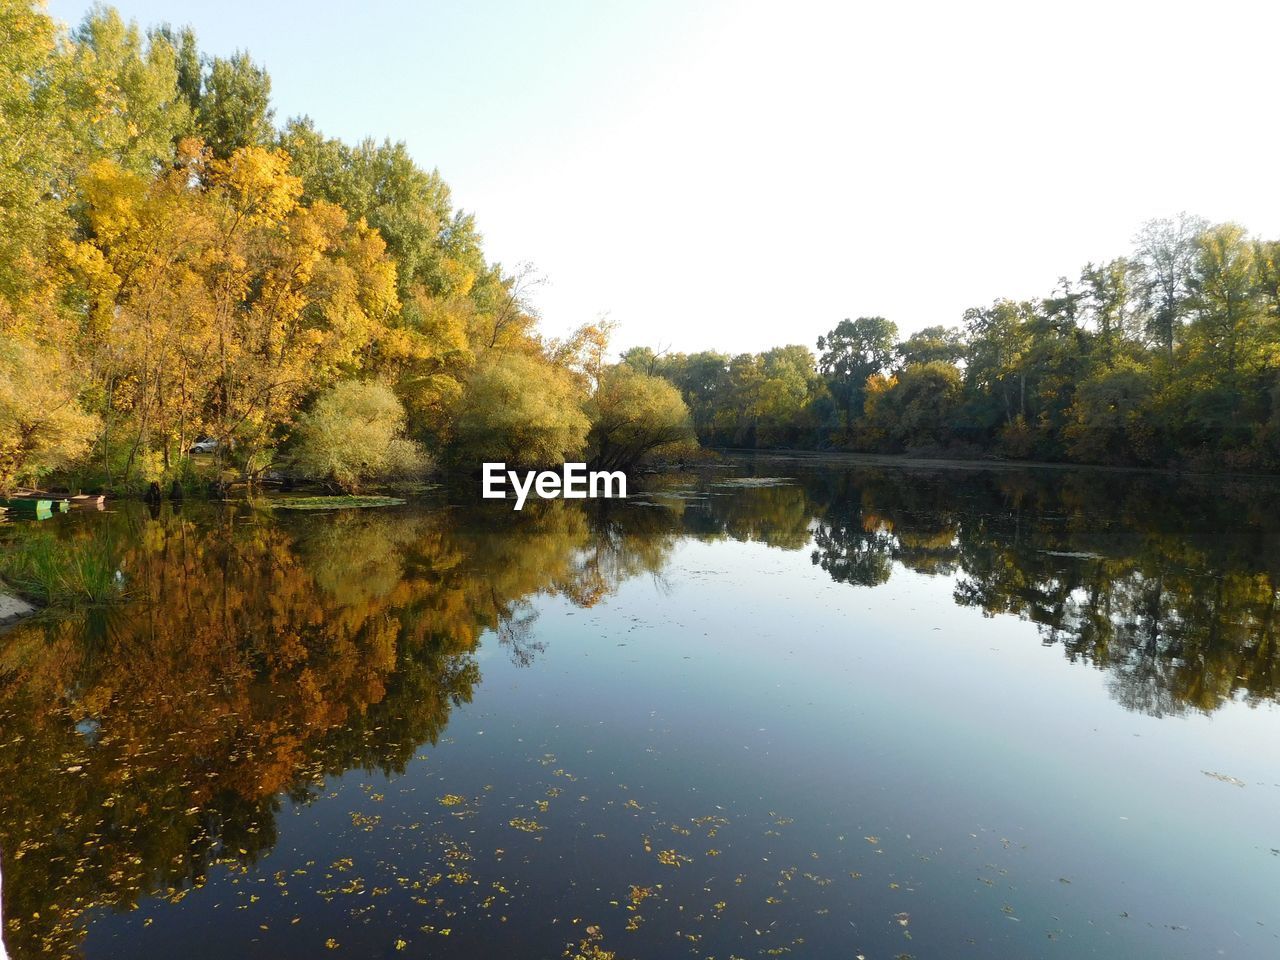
[6,1,1277,493]
[661,464,1280,717]
[624,213,1280,471]
[0,1,692,494]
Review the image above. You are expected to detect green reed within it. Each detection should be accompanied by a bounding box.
[0,532,122,606]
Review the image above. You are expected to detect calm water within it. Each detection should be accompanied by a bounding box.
[1,457,1278,960]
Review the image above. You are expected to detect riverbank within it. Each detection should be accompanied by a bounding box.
[713,447,1280,483]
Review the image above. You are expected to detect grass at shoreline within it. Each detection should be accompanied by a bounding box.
[0,533,122,607]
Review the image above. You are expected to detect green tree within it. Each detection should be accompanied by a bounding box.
[586,365,693,470]
[65,5,191,174]
[1180,223,1272,446]
[1064,359,1157,464]
[755,345,826,446]
[816,316,898,433]
[450,351,589,467]
[1131,213,1206,356]
[281,119,463,298]
[896,325,965,367]
[1079,258,1135,363]
[291,380,432,491]
[197,51,274,159]
[0,0,75,301]
[962,299,1035,431]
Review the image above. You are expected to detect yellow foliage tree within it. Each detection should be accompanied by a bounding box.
[0,338,99,492]
[291,380,432,492]
[450,351,589,467]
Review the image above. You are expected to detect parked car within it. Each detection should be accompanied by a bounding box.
[189,438,221,454]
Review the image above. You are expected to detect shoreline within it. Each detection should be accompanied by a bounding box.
[712,447,1280,483]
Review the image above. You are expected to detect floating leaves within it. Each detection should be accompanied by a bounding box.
[628,885,654,907]
[564,923,616,960]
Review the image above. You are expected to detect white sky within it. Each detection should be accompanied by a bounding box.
[48,0,1280,355]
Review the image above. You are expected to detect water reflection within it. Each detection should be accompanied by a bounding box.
[0,500,677,958]
[665,464,1280,717]
[794,466,1280,717]
[0,463,1277,957]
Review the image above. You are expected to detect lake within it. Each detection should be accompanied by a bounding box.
[1,456,1278,960]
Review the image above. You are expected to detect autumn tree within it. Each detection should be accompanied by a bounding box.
[200,145,399,476]
[860,361,963,451]
[71,152,220,481]
[291,380,432,491]
[586,365,693,471]
[0,339,99,492]
[450,351,589,467]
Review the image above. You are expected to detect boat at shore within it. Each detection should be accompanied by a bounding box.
[0,493,106,519]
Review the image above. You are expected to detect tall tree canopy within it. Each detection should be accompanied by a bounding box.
[1,1,694,493]
[817,316,899,433]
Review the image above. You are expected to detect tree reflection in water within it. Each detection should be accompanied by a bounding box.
[0,498,679,958]
[0,464,1277,957]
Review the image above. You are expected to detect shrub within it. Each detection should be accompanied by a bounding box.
[291,380,433,492]
[587,366,693,471]
[450,351,589,467]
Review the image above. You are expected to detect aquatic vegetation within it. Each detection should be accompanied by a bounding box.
[709,476,796,488]
[0,530,122,605]
[564,925,615,960]
[270,495,407,510]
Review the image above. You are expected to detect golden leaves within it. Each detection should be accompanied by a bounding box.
[209,146,301,227]
[655,849,691,868]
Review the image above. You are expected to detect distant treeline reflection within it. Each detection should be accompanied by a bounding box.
[689,464,1280,718]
